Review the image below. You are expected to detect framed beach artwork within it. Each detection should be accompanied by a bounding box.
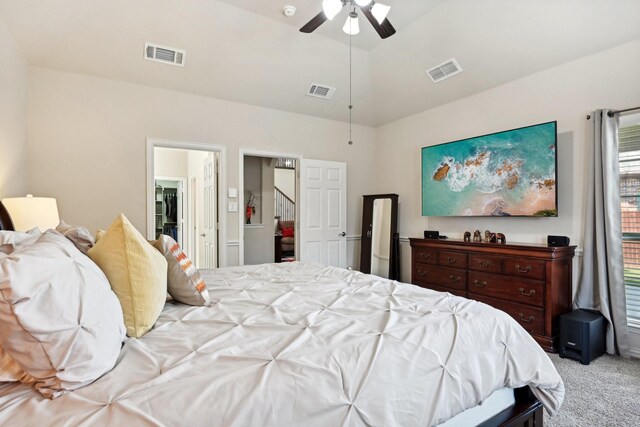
[421,121,558,217]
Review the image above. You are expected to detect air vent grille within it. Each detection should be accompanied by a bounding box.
[144,43,186,67]
[427,58,462,83]
[307,83,336,100]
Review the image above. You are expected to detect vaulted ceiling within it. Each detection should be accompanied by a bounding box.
[1,0,639,126]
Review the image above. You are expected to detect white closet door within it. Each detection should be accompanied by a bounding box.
[200,153,217,269]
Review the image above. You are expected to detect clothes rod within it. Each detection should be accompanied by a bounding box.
[586,106,640,120]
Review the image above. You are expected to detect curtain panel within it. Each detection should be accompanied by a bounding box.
[575,109,630,357]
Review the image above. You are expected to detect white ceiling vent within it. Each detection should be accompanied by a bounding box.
[144,43,185,67]
[307,83,336,100]
[426,58,462,83]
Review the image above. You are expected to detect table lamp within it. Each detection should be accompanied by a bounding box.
[1,194,60,232]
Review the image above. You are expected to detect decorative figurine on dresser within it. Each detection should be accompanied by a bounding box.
[409,236,576,352]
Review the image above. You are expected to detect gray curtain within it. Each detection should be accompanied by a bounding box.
[574,109,630,357]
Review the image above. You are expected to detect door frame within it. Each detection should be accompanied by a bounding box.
[238,148,303,266]
[146,138,228,267]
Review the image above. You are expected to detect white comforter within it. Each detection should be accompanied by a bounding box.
[0,262,563,426]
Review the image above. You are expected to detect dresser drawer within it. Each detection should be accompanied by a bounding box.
[470,294,544,335]
[413,247,437,265]
[468,254,501,273]
[413,265,466,291]
[437,251,468,269]
[502,257,546,280]
[468,271,544,307]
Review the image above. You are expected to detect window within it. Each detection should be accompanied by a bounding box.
[619,113,640,325]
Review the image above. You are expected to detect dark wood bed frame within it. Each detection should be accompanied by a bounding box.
[0,201,14,231]
[0,201,544,426]
[481,387,543,427]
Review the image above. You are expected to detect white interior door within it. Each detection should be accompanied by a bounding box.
[201,153,217,269]
[299,159,347,268]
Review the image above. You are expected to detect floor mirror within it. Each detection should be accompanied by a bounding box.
[359,194,399,280]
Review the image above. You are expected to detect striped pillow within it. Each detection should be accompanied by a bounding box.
[153,235,211,306]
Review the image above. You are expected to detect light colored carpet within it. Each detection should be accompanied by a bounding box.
[545,353,640,426]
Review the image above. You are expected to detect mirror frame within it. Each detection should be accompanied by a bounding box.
[359,193,399,280]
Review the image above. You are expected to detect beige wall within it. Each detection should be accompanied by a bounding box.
[27,67,377,266]
[0,20,27,199]
[154,147,188,178]
[375,39,640,283]
[275,168,295,202]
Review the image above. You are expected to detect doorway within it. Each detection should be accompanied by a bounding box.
[147,139,227,268]
[239,149,302,266]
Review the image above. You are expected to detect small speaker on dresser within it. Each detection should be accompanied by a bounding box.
[424,230,439,239]
[548,235,570,247]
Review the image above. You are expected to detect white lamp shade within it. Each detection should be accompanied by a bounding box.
[343,14,360,35]
[371,3,391,24]
[355,0,372,6]
[322,0,342,20]
[2,196,60,232]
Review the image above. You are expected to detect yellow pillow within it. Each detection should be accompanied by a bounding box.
[88,214,167,338]
[95,229,105,243]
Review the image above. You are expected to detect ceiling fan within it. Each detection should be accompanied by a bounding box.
[300,0,396,39]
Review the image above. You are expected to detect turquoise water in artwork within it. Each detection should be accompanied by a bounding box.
[422,122,557,216]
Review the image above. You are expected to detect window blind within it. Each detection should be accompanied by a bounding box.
[619,124,640,322]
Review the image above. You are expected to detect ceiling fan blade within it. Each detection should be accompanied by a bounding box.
[300,11,328,33]
[362,6,396,39]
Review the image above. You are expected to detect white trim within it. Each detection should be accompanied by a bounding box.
[238,148,303,266]
[244,224,265,229]
[226,240,240,247]
[347,235,361,242]
[146,138,228,267]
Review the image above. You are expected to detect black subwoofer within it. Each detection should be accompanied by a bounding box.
[559,309,606,365]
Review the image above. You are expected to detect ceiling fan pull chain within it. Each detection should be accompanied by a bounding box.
[348,21,353,146]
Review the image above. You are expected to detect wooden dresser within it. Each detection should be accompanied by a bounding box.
[409,238,576,352]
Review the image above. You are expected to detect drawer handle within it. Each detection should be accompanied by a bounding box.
[473,280,487,288]
[417,270,427,277]
[479,261,490,268]
[447,256,457,264]
[420,253,430,260]
[519,287,536,297]
[518,313,535,323]
[449,275,461,282]
[515,264,532,273]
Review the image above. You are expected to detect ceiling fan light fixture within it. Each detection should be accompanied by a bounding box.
[343,12,360,35]
[354,0,372,6]
[371,3,391,24]
[322,0,342,20]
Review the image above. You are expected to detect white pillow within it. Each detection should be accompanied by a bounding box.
[0,230,126,399]
[56,220,95,255]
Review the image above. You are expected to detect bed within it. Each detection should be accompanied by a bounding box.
[0,256,563,426]
[0,204,564,427]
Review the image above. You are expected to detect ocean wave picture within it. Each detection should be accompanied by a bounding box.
[422,122,557,217]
